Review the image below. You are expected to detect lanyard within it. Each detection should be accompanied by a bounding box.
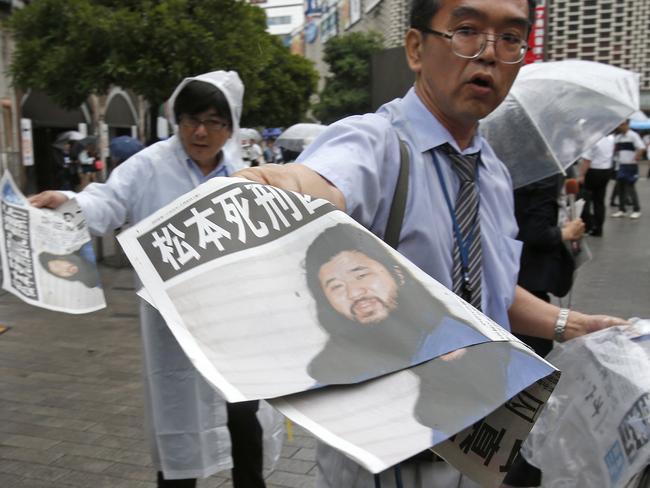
[431,150,480,290]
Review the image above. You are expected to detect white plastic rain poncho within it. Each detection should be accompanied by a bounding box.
[72,71,280,479]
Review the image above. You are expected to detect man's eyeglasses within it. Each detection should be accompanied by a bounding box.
[180,115,230,133]
[417,26,529,64]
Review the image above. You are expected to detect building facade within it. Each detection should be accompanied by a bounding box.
[545,0,650,108]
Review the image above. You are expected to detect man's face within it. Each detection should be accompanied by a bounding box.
[318,250,399,325]
[48,259,78,278]
[406,0,529,129]
[616,121,629,134]
[178,108,232,167]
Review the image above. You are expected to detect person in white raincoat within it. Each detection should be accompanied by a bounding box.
[29,71,273,488]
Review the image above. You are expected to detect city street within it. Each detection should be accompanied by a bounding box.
[0,175,649,488]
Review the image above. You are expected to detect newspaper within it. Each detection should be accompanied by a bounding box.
[0,172,106,314]
[523,320,650,488]
[273,341,559,485]
[117,176,559,484]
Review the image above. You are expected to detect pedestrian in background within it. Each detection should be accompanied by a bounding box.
[579,134,615,236]
[29,71,270,488]
[263,137,283,164]
[611,119,646,219]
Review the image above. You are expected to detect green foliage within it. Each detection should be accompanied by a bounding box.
[313,31,384,124]
[8,0,317,126]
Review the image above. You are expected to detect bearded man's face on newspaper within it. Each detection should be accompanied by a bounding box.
[47,259,79,278]
[318,250,401,325]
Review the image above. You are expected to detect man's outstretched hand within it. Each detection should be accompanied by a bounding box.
[564,311,628,341]
[28,191,69,209]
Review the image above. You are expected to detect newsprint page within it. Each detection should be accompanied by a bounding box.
[0,172,105,314]
[118,177,560,486]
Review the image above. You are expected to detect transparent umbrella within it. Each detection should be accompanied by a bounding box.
[481,60,639,189]
[52,130,85,150]
[240,128,262,142]
[276,123,327,153]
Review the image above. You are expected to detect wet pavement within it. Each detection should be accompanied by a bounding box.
[0,173,648,487]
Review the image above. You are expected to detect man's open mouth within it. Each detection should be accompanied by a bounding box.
[468,74,493,88]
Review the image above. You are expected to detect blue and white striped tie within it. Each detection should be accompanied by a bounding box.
[441,143,482,311]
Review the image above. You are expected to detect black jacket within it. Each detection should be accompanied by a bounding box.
[514,174,574,298]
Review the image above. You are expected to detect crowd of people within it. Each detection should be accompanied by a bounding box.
[27,0,649,487]
[52,138,103,191]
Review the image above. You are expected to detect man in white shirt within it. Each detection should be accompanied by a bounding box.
[579,134,614,236]
[611,120,646,219]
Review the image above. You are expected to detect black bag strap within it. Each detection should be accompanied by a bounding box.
[384,138,410,250]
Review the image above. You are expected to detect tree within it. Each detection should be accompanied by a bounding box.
[313,31,384,124]
[7,0,317,128]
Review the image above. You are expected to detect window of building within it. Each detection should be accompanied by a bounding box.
[267,15,292,26]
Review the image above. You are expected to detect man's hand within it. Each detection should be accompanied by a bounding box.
[233,163,346,211]
[509,286,627,341]
[561,218,585,242]
[563,311,627,342]
[28,191,69,209]
[234,164,304,192]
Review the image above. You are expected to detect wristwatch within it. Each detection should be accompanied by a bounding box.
[554,308,570,342]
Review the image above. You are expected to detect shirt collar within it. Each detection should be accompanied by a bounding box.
[186,151,229,183]
[401,88,485,160]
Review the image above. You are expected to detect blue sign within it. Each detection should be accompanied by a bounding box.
[305,22,318,44]
[305,0,322,15]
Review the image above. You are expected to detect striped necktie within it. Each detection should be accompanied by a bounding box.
[440,143,482,311]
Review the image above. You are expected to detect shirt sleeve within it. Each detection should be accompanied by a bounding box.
[297,114,401,229]
[581,145,596,161]
[74,155,147,235]
[632,131,646,151]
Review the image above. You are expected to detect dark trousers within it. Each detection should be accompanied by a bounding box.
[227,400,265,488]
[583,168,611,233]
[610,178,621,205]
[158,400,265,488]
[505,291,550,486]
[619,180,640,212]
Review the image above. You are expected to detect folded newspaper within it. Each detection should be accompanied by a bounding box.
[117,177,560,486]
[0,172,106,313]
[523,320,650,488]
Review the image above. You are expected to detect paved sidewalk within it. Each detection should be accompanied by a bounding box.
[0,178,648,488]
[0,267,317,488]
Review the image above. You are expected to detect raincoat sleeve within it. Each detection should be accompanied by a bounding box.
[73,153,148,235]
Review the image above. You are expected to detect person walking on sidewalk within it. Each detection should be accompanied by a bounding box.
[611,120,646,219]
[579,134,615,236]
[29,71,270,488]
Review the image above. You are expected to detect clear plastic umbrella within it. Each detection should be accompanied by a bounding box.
[480,60,639,189]
[52,130,85,150]
[276,123,327,153]
[240,128,262,142]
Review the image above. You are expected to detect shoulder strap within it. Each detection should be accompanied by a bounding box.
[384,139,410,250]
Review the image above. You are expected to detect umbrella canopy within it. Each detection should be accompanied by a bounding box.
[52,130,85,150]
[630,120,650,130]
[78,135,98,147]
[262,127,283,139]
[481,60,639,189]
[240,128,262,142]
[629,110,648,121]
[109,136,144,163]
[276,123,327,153]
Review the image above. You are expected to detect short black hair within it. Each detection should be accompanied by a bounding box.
[173,80,233,127]
[410,0,537,32]
[304,224,402,308]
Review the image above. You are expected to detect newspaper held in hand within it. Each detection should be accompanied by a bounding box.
[0,172,106,313]
[117,176,559,486]
[523,319,650,488]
